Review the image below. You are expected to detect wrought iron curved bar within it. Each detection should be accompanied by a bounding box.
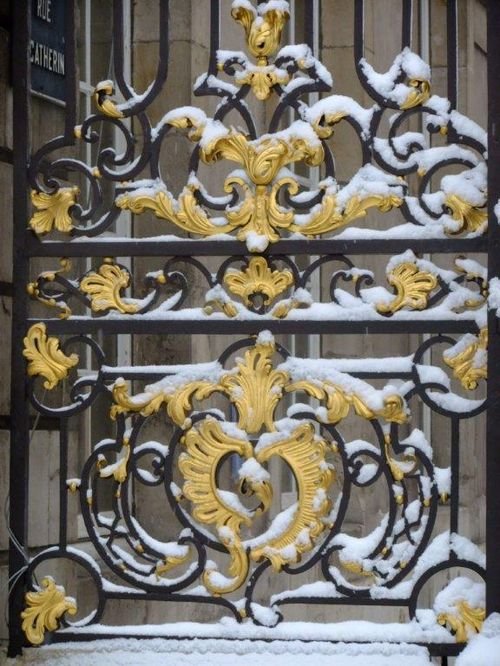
[24,548,106,628]
[111,0,170,116]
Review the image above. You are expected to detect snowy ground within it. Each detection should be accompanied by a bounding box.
[6,638,434,666]
[4,615,500,665]
[455,614,500,666]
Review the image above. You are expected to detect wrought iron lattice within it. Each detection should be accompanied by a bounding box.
[8,0,500,661]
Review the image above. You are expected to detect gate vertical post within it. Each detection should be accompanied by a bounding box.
[8,0,31,657]
[487,0,500,616]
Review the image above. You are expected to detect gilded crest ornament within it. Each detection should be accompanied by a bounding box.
[105,334,411,594]
[179,418,333,594]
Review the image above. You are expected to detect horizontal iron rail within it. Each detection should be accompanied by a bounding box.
[100,370,414,380]
[26,237,488,257]
[34,318,481,335]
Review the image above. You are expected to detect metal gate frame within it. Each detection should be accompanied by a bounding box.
[7,0,500,660]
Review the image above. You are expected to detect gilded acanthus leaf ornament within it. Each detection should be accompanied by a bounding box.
[98,439,130,484]
[29,187,79,234]
[310,111,349,139]
[400,78,431,110]
[80,262,139,314]
[289,191,404,237]
[116,183,233,238]
[383,434,417,482]
[200,130,324,185]
[218,339,289,433]
[224,175,298,246]
[221,1,293,99]
[286,381,408,426]
[234,66,290,101]
[155,547,191,578]
[179,419,271,594]
[444,194,488,234]
[437,601,485,643]
[94,80,124,118]
[231,1,289,63]
[21,577,77,646]
[443,328,488,390]
[224,257,294,307]
[110,377,218,426]
[111,337,408,431]
[250,423,334,570]
[23,323,79,390]
[376,262,438,314]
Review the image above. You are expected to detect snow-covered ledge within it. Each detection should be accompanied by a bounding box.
[456,613,500,666]
[11,638,433,666]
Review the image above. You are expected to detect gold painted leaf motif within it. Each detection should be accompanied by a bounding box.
[437,601,485,643]
[444,194,487,234]
[383,434,417,482]
[231,2,289,62]
[155,547,191,578]
[23,323,79,390]
[99,439,130,484]
[30,187,79,234]
[290,192,403,237]
[443,328,488,390]
[116,185,233,237]
[179,419,272,594]
[201,132,324,186]
[376,262,438,314]
[250,422,334,570]
[21,577,77,645]
[224,257,294,307]
[94,80,124,119]
[80,263,139,314]
[219,339,289,433]
[110,377,218,426]
[235,66,290,101]
[111,338,408,431]
[399,79,431,110]
[287,380,407,425]
[311,111,348,139]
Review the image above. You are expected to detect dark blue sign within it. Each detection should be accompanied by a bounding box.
[30,0,66,103]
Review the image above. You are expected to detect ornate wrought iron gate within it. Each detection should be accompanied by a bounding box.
[8,0,500,661]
